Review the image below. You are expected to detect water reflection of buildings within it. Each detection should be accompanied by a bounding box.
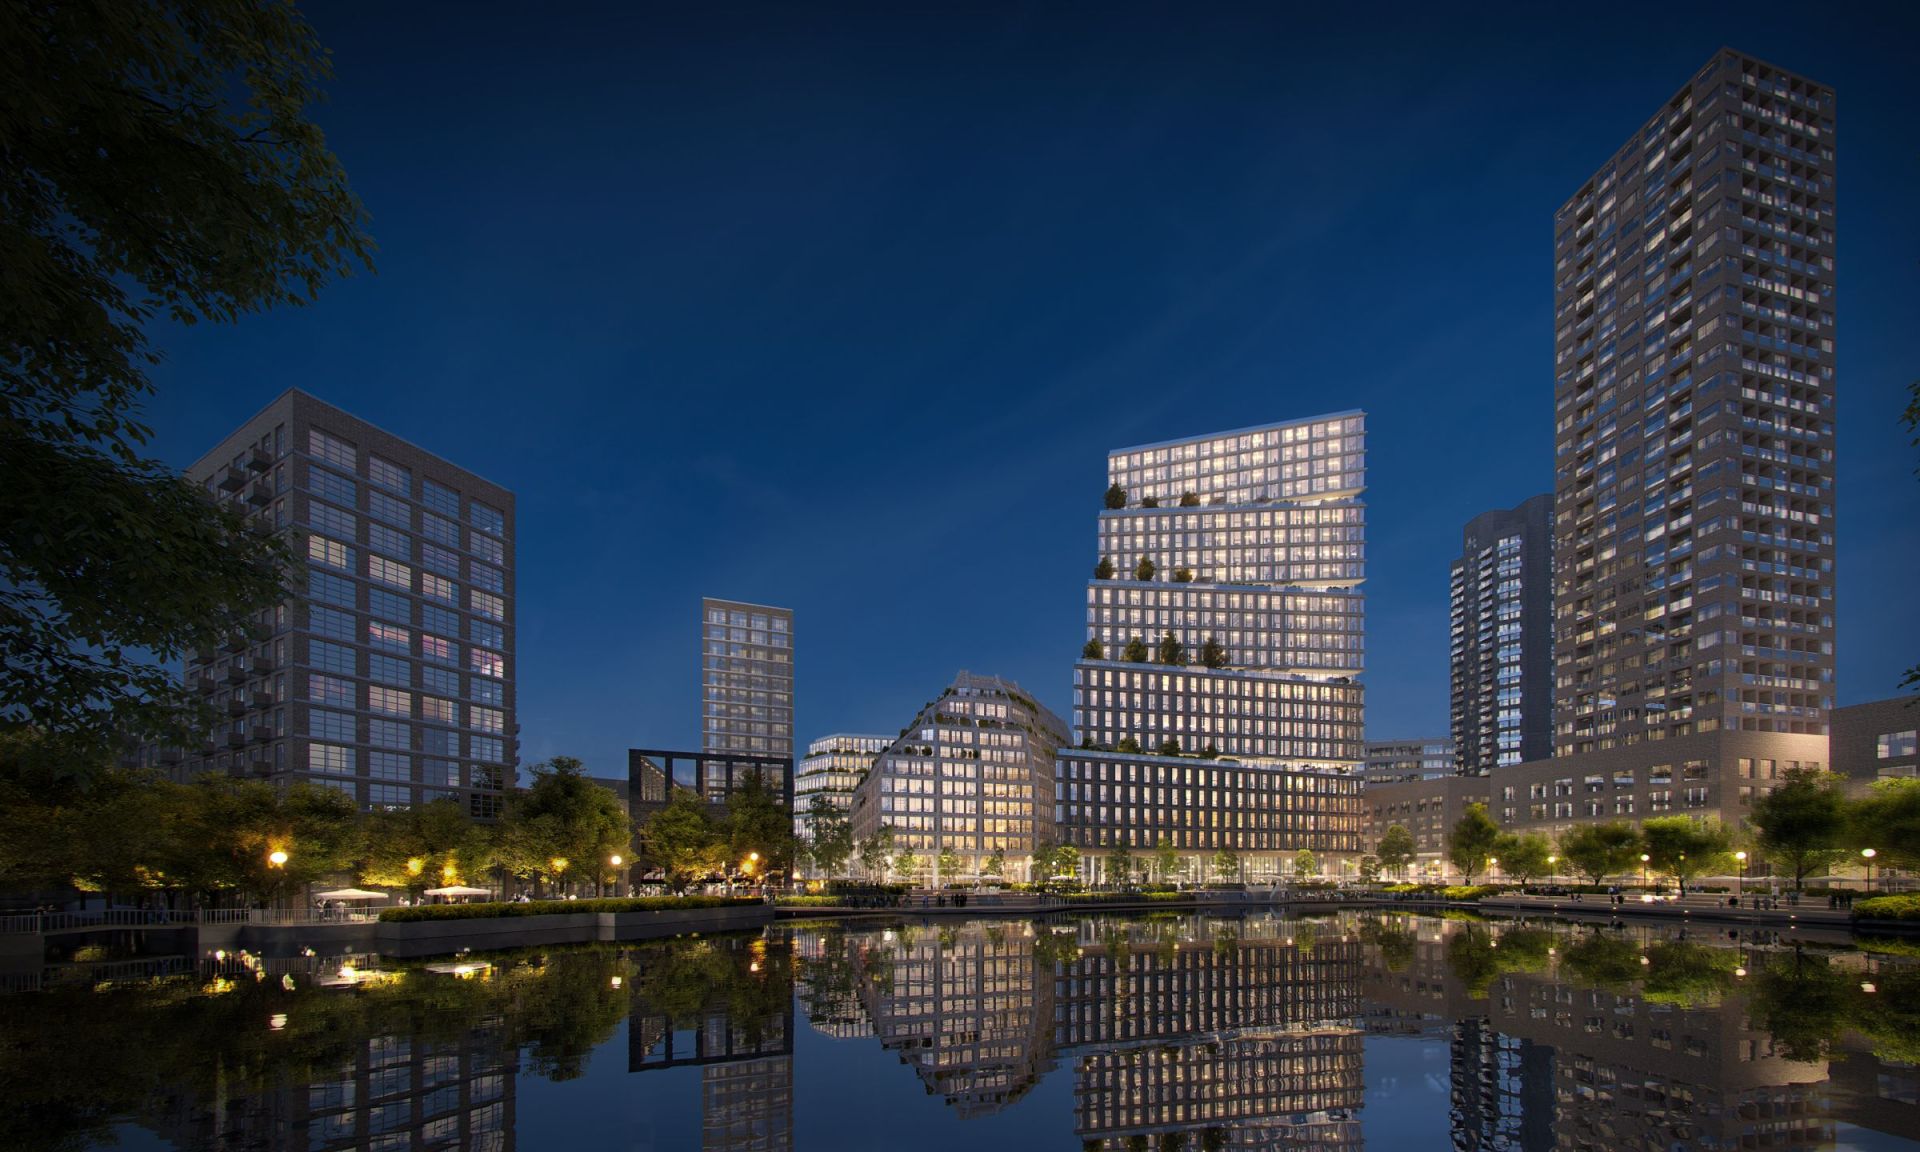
[851,922,1056,1116]
[148,1012,517,1152]
[1054,917,1366,1152]
[1353,914,1920,1152]
[1488,964,1832,1152]
[627,935,795,1152]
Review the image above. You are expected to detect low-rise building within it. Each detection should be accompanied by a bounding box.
[849,672,1066,882]
[1364,774,1490,880]
[1831,697,1919,786]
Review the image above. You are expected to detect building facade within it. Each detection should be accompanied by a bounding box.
[1450,494,1553,775]
[701,599,794,759]
[1830,698,1919,786]
[1055,415,1369,876]
[1364,775,1491,880]
[1497,50,1837,836]
[791,734,889,842]
[174,390,516,816]
[1363,737,1456,783]
[848,672,1066,881]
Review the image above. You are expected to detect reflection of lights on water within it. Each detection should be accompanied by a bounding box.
[269,1014,288,1031]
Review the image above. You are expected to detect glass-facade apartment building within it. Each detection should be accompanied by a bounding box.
[178,389,516,816]
[1055,415,1368,878]
[701,598,793,759]
[791,733,888,843]
[849,672,1067,880]
[1449,494,1553,775]
[1492,50,1836,835]
[1361,737,1456,784]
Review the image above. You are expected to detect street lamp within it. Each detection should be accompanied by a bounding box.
[268,850,288,867]
[1734,851,1747,901]
[1488,857,1499,885]
[1547,855,1558,889]
[1639,853,1650,891]
[1862,848,1877,894]
[609,854,624,898]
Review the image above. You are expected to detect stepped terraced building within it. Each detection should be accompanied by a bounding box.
[792,733,889,842]
[1054,415,1368,880]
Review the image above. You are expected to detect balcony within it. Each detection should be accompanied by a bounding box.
[250,690,274,709]
[245,482,271,508]
[194,677,217,697]
[216,468,247,492]
[250,725,274,743]
[225,731,247,749]
[245,446,272,472]
[226,698,248,718]
[224,665,248,685]
[248,653,274,674]
[190,647,215,665]
[223,634,247,653]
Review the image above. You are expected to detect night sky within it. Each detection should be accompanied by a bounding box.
[138,1,1920,776]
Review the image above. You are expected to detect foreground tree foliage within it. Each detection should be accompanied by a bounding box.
[1556,821,1643,886]
[1,0,374,758]
[1374,823,1417,879]
[1492,831,1554,886]
[1640,816,1732,894]
[495,757,631,895]
[1750,767,1850,892]
[1447,802,1501,884]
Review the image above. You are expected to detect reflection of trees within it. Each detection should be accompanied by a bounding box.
[1358,915,1417,972]
[0,940,728,1150]
[1748,947,1858,1062]
[1444,924,1552,995]
[1558,932,1645,989]
[1638,941,1738,1007]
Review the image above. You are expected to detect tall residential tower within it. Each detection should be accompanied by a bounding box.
[1054,414,1368,880]
[1495,50,1836,833]
[1449,495,1553,775]
[180,390,516,816]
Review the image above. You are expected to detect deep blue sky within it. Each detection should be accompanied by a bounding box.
[141,1,1920,777]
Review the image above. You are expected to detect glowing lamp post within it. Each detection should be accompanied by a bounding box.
[1547,855,1558,889]
[1733,851,1747,901]
[1862,848,1877,894]
[1639,853,1650,891]
[609,854,623,898]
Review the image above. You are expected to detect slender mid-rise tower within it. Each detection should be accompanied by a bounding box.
[1450,494,1553,775]
[1495,50,1836,834]
[700,599,794,760]
[1054,413,1367,881]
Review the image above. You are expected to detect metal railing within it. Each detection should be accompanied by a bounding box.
[0,907,386,934]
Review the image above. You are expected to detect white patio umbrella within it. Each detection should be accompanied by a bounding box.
[315,888,388,901]
[423,885,493,899]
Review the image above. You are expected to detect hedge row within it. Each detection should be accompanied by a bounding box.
[1059,891,1193,904]
[773,896,847,908]
[1378,883,1505,901]
[1855,894,1920,922]
[378,896,757,923]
